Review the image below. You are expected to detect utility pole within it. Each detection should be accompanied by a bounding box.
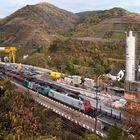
[61,65,63,76]
[60,65,65,78]
[94,85,99,133]
[94,74,101,135]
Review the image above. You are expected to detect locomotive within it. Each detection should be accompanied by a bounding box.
[23,79,92,112]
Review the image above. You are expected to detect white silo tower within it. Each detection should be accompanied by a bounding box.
[125,31,136,81]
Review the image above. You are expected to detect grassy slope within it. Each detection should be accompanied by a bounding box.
[74,8,140,41]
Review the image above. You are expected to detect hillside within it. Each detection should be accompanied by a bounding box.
[74,7,140,40]
[0,4,140,76]
[45,8,140,77]
[0,2,78,57]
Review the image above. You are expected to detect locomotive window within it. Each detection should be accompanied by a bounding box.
[85,101,90,106]
[68,94,79,99]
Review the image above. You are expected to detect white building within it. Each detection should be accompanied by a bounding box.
[107,69,124,81]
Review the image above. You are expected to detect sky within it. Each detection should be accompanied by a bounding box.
[0,0,140,18]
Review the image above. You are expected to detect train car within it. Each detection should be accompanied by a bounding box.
[5,71,24,82]
[48,90,92,112]
[23,79,50,96]
[23,79,31,88]
[21,66,36,76]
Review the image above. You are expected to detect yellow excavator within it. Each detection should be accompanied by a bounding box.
[0,47,16,63]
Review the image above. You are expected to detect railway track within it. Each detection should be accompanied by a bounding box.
[0,62,122,133]
[11,80,107,137]
[0,62,123,116]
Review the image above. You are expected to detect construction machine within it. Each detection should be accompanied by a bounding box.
[0,47,16,63]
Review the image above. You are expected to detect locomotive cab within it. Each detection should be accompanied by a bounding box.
[83,100,92,112]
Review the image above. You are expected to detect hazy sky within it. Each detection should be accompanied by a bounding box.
[0,0,140,18]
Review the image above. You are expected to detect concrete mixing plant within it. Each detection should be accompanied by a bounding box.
[124,31,140,111]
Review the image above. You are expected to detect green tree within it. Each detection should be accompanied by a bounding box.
[105,125,122,140]
[94,64,105,75]
[49,39,63,53]
[104,125,131,140]
[25,53,46,67]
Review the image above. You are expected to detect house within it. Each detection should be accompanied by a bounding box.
[107,69,124,81]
